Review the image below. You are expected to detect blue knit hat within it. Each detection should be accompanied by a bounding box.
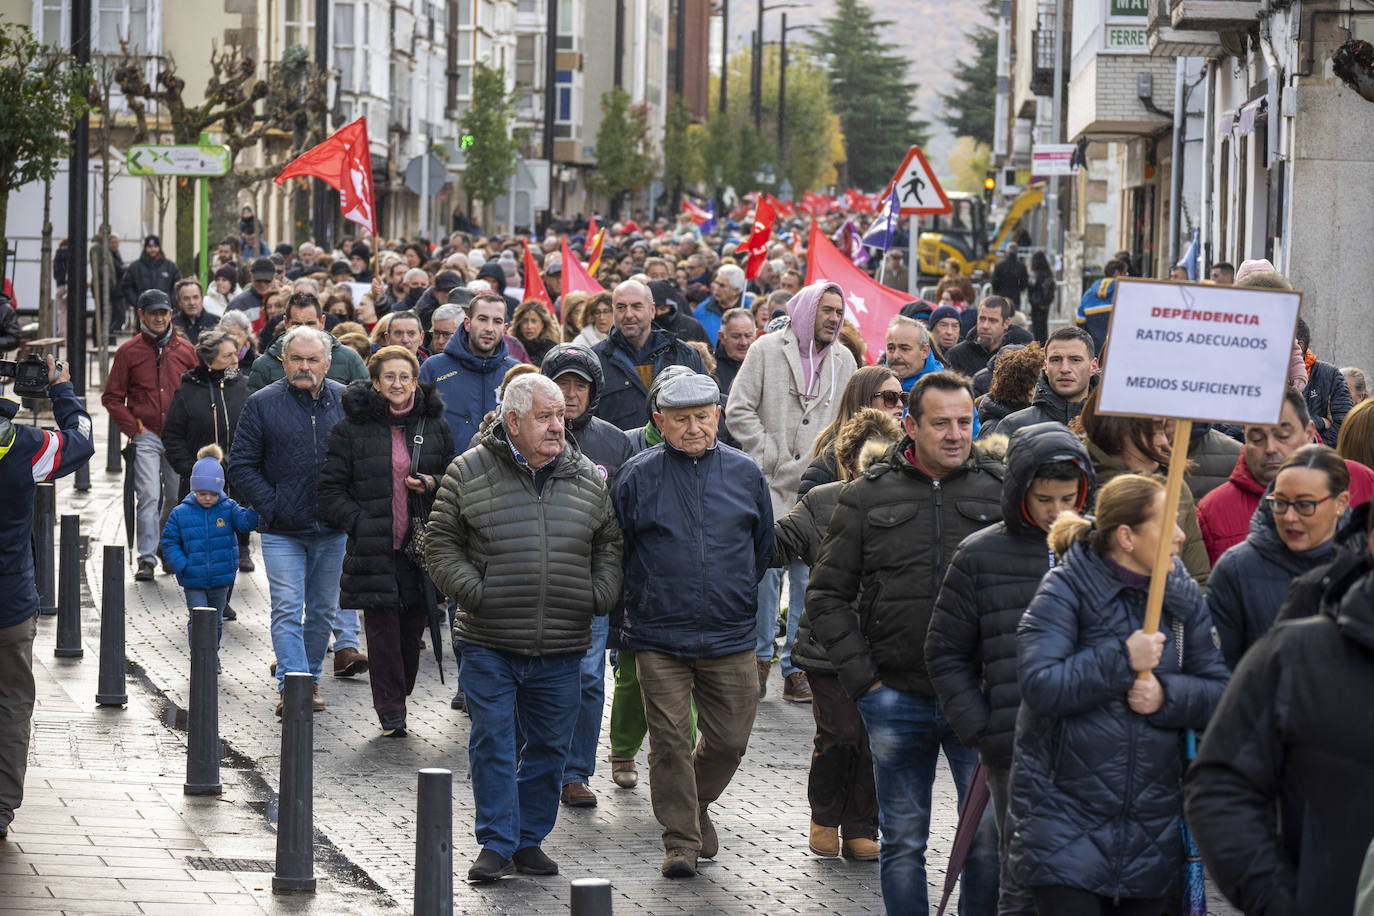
[929,305,962,328]
[190,444,225,494]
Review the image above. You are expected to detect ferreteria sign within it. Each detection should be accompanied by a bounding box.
[1098,279,1301,425]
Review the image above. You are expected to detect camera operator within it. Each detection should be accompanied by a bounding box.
[0,356,94,839]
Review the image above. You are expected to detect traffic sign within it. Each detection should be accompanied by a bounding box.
[403,153,446,195]
[882,145,951,217]
[127,145,232,177]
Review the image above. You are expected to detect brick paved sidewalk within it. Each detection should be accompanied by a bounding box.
[25,393,1241,915]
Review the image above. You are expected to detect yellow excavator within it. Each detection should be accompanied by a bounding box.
[917,184,1045,281]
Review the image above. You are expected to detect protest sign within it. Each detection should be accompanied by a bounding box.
[1097,279,1302,652]
[1098,280,1301,425]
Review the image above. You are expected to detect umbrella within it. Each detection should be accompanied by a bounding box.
[121,440,136,560]
[1181,729,1206,915]
[410,491,445,684]
[936,760,991,916]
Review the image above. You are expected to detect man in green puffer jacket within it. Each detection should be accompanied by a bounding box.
[425,373,622,885]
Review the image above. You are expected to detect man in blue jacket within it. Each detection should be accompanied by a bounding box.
[418,291,519,449]
[593,280,706,431]
[0,357,94,838]
[1075,258,1127,354]
[229,327,357,714]
[612,372,774,879]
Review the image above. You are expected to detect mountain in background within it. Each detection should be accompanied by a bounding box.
[723,0,986,184]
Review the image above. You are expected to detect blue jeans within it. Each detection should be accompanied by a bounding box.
[331,607,361,651]
[563,614,609,785]
[856,686,999,916]
[260,531,346,690]
[458,643,580,858]
[184,586,229,649]
[756,560,808,676]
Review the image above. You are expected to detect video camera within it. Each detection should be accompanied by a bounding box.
[0,354,55,398]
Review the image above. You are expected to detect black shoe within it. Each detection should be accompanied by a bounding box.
[451,687,467,712]
[239,555,255,573]
[134,561,155,582]
[380,713,407,737]
[467,848,513,883]
[222,605,237,622]
[512,846,558,876]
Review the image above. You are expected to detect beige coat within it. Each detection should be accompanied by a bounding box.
[725,325,856,519]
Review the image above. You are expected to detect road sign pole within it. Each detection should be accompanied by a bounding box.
[199,133,211,289]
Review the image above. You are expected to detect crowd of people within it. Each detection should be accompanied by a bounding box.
[7,210,1357,915]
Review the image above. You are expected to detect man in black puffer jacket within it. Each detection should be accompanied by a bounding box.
[926,422,1094,915]
[538,343,633,808]
[593,280,707,431]
[807,371,1004,915]
[1186,526,1374,916]
[425,372,622,884]
[1296,317,1354,446]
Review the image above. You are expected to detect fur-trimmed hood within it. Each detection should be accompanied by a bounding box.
[340,379,446,424]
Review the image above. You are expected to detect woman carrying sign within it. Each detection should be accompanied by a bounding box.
[1006,474,1229,916]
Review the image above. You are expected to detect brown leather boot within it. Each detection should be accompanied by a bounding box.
[808,821,840,857]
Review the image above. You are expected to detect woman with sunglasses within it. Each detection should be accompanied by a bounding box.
[1206,443,1351,669]
[798,366,903,496]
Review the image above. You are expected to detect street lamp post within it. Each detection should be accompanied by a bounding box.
[719,0,728,115]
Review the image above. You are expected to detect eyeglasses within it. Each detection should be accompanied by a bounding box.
[1265,494,1335,517]
[871,391,903,408]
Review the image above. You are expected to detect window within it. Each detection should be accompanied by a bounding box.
[40,0,66,48]
[36,0,156,52]
[335,1,355,91]
[517,0,538,13]
[517,35,536,89]
[457,0,472,27]
[283,0,314,51]
[556,69,571,121]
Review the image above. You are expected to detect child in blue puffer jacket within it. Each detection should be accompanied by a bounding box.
[161,445,258,648]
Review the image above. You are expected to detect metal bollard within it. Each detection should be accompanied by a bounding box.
[184,606,221,795]
[33,483,56,616]
[95,545,127,706]
[106,414,121,473]
[273,672,316,893]
[413,768,453,916]
[54,515,83,658]
[570,878,614,915]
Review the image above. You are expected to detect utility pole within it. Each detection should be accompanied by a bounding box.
[314,0,331,248]
[543,0,559,224]
[719,0,728,114]
[67,0,91,397]
[777,13,788,161]
[750,29,760,128]
[1046,0,1065,272]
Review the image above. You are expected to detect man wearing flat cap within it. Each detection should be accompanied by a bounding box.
[611,372,774,879]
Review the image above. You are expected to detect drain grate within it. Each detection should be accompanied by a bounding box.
[185,856,276,873]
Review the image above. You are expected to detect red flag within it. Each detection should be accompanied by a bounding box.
[274,117,376,236]
[804,221,909,363]
[681,198,711,225]
[587,214,599,240]
[560,237,605,296]
[743,197,777,279]
[587,229,606,276]
[522,241,555,317]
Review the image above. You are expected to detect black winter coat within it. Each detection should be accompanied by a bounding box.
[162,365,248,497]
[1184,425,1242,502]
[1276,502,1371,624]
[593,328,707,431]
[227,378,345,535]
[1305,358,1354,447]
[426,423,623,656]
[613,441,774,658]
[807,439,1004,699]
[926,423,1094,769]
[771,479,844,672]
[1185,571,1374,916]
[0,301,21,354]
[944,325,1034,379]
[995,372,1095,441]
[1207,495,1340,668]
[119,252,181,308]
[975,394,1020,439]
[317,383,456,609]
[1008,543,1229,900]
[797,445,839,497]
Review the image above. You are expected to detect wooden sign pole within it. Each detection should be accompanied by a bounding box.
[1139,418,1192,679]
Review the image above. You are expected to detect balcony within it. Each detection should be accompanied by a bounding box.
[1147,0,1226,57]
[1030,27,1059,97]
[1170,0,1258,32]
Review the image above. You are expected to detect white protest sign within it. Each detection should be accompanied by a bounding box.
[1097,279,1301,425]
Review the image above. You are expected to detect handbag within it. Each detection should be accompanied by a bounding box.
[402,417,430,566]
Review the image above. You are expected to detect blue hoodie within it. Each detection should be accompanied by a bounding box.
[419,326,520,449]
[899,350,946,392]
[1075,277,1117,354]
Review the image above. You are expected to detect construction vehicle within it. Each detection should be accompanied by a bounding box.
[916,183,1045,281]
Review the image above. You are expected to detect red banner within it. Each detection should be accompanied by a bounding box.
[522,241,555,316]
[560,237,605,296]
[803,221,909,363]
[744,197,777,279]
[274,117,376,235]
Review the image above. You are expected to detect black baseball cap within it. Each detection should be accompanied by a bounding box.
[136,289,172,312]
